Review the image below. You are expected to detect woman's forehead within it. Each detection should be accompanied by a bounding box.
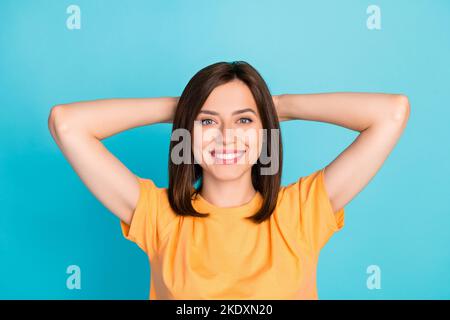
[201,81,258,114]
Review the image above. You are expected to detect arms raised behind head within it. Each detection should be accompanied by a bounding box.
[273,92,410,213]
[48,97,178,224]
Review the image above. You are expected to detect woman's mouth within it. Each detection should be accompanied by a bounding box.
[209,150,246,164]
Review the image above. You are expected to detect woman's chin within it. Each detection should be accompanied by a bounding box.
[208,166,251,181]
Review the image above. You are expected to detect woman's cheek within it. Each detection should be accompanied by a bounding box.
[245,127,263,164]
[202,142,215,166]
[246,139,260,165]
[192,131,205,165]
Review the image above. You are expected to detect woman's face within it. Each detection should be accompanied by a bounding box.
[193,79,264,181]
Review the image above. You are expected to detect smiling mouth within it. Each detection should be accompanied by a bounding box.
[209,150,246,164]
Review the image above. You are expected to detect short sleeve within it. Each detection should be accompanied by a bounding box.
[120,176,159,258]
[297,168,345,253]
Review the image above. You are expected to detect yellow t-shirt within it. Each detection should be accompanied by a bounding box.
[120,167,345,300]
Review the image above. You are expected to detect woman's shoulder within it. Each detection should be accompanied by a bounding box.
[136,177,179,221]
[279,168,323,192]
[276,168,324,208]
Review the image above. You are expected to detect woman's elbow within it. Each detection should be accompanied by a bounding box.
[48,105,61,131]
[390,94,411,124]
[48,105,72,136]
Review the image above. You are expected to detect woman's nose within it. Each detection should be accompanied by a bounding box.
[218,124,236,145]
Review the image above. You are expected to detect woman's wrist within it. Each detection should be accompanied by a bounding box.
[273,94,293,122]
[160,96,179,124]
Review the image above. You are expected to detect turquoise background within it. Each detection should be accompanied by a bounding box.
[1,0,449,299]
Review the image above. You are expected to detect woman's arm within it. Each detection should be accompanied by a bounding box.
[48,97,178,224]
[274,92,411,213]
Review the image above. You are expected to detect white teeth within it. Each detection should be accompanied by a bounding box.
[212,151,244,160]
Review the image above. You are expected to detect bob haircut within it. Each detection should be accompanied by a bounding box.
[168,61,283,224]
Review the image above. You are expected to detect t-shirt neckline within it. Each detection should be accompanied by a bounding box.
[193,190,263,218]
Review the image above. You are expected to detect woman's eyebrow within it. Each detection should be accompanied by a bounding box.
[199,108,257,116]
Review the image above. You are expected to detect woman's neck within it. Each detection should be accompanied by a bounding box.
[199,171,256,208]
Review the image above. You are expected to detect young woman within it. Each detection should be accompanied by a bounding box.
[48,61,410,299]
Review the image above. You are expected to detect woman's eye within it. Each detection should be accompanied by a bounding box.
[201,119,215,126]
[238,118,253,124]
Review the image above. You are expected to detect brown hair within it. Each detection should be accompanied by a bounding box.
[168,61,283,224]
